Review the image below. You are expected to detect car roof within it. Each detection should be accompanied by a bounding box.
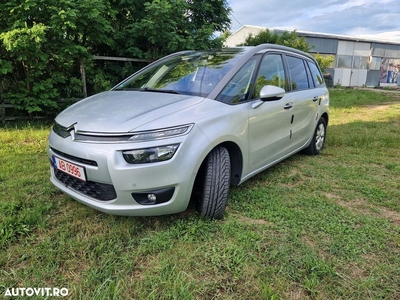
[228,44,316,61]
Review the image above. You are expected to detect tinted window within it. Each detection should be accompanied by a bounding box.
[216,59,257,104]
[253,54,285,98]
[305,62,315,88]
[286,56,309,91]
[307,61,324,87]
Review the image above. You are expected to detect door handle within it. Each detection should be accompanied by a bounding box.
[284,102,293,110]
[313,96,319,102]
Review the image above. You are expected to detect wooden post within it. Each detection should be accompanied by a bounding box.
[80,58,87,98]
[0,83,4,125]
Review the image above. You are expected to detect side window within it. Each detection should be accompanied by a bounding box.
[286,56,309,91]
[305,62,315,88]
[216,59,257,104]
[307,61,325,87]
[253,54,285,98]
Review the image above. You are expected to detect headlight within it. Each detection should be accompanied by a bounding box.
[123,144,179,164]
[128,125,193,142]
[74,124,193,143]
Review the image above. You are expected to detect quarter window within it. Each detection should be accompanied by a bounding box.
[253,54,285,98]
[286,56,309,91]
[308,61,324,87]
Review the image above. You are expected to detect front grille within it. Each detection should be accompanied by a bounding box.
[51,148,98,166]
[53,123,71,138]
[54,168,117,201]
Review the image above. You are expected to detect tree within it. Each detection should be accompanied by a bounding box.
[0,0,116,113]
[239,29,313,53]
[239,29,334,73]
[116,0,231,60]
[0,0,232,114]
[314,54,335,72]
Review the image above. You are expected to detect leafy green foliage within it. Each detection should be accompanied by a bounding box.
[115,0,231,60]
[239,29,313,52]
[315,54,335,72]
[0,0,231,114]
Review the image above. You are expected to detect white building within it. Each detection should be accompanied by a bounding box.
[226,25,400,87]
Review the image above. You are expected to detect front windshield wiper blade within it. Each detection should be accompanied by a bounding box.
[139,87,180,94]
[114,88,139,91]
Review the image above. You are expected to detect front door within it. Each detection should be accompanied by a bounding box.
[247,53,294,172]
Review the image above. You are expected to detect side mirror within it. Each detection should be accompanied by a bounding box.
[259,85,285,101]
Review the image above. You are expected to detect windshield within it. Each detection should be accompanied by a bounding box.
[113,48,248,97]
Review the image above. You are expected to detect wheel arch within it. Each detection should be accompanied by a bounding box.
[192,140,243,192]
[218,141,243,186]
[191,142,242,218]
[321,112,329,126]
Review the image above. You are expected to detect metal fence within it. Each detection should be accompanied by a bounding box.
[0,99,79,125]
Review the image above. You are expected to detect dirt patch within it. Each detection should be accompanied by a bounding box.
[238,217,271,225]
[228,211,272,225]
[379,207,400,225]
[301,234,331,258]
[335,198,400,225]
[283,285,308,300]
[280,170,304,188]
[324,192,342,200]
[237,215,271,225]
[363,104,394,110]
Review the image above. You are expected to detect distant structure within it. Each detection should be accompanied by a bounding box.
[226,25,400,87]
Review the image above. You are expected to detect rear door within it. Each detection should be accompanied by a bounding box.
[284,55,320,148]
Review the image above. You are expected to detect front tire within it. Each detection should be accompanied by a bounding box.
[196,146,231,219]
[303,117,327,155]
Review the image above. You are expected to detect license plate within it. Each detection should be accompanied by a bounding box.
[52,155,87,181]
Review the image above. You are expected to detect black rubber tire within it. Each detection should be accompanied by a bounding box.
[303,117,327,155]
[197,146,231,219]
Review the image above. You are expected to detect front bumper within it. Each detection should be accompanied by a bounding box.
[48,126,208,216]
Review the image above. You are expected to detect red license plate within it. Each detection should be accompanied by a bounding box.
[53,155,86,181]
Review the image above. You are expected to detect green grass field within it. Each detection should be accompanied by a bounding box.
[1,89,399,299]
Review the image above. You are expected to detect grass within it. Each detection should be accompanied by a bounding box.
[1,88,399,299]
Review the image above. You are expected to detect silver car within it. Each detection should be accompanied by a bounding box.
[48,44,329,219]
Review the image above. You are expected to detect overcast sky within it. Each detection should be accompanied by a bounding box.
[227,0,400,42]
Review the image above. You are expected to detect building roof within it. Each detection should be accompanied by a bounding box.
[226,25,400,47]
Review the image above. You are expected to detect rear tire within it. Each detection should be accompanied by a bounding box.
[196,146,231,219]
[303,117,327,155]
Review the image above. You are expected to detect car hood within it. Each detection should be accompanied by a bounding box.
[55,91,204,132]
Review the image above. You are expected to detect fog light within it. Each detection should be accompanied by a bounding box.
[132,187,175,205]
[147,194,157,202]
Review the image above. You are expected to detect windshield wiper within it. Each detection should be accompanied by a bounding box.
[114,87,139,91]
[139,87,180,94]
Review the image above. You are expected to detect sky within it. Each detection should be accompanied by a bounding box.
[227,0,400,42]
